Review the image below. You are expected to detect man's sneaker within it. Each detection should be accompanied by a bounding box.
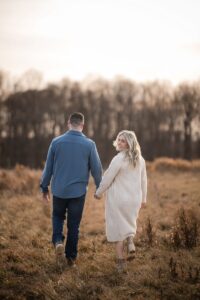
[55,242,65,265]
[55,242,64,254]
[67,258,77,268]
[127,236,136,254]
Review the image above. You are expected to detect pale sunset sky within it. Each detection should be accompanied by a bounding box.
[0,0,200,84]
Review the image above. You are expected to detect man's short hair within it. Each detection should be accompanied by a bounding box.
[69,112,84,126]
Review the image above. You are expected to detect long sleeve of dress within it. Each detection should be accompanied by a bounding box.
[141,159,147,203]
[95,154,122,197]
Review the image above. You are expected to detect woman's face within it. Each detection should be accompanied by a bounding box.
[117,135,129,151]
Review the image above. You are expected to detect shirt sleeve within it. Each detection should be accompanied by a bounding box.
[141,159,147,203]
[89,142,102,189]
[95,154,122,197]
[40,141,55,193]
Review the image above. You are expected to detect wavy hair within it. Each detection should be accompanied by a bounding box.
[113,130,141,167]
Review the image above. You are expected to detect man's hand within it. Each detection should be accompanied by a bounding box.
[42,191,50,204]
[141,202,146,209]
[94,193,101,200]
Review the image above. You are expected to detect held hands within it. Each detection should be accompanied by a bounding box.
[141,202,146,209]
[94,193,101,200]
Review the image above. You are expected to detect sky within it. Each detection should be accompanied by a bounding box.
[0,0,200,84]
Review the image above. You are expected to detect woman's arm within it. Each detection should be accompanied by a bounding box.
[95,154,122,197]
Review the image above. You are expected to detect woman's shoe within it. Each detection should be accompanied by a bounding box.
[127,236,136,254]
[116,258,127,274]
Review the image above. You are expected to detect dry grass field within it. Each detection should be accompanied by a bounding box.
[0,159,200,300]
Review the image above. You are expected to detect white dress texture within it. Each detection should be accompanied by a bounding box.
[96,151,147,242]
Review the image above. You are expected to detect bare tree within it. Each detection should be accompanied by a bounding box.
[1,73,200,167]
[175,83,200,160]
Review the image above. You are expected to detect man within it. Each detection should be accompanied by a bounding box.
[40,112,102,267]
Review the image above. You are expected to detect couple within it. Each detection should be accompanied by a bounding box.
[40,112,147,272]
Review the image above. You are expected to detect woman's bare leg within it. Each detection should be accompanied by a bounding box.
[115,241,127,273]
[115,241,124,259]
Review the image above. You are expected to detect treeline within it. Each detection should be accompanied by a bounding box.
[0,70,200,168]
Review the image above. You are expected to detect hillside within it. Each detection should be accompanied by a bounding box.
[0,161,200,299]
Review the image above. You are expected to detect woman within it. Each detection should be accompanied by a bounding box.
[95,130,147,273]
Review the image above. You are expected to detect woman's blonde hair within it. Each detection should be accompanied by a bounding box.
[113,130,141,167]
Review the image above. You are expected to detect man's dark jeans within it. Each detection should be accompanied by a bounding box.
[52,194,85,260]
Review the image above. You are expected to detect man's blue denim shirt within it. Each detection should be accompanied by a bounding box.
[40,130,102,198]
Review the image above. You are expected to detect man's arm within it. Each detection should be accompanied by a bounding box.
[89,142,102,189]
[40,141,55,195]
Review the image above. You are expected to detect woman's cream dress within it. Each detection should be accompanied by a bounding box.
[96,152,147,242]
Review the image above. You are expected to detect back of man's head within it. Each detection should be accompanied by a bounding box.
[69,112,84,128]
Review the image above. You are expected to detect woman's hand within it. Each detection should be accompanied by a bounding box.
[141,202,146,209]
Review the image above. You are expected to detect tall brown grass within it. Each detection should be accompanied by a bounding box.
[0,164,41,194]
[0,161,200,299]
[170,208,198,249]
[150,157,200,172]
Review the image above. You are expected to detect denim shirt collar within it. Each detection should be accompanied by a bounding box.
[66,130,85,137]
